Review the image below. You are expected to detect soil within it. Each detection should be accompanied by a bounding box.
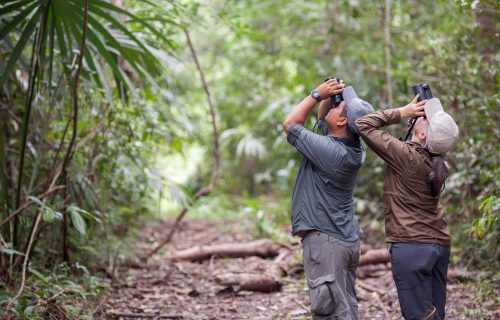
[95,218,499,320]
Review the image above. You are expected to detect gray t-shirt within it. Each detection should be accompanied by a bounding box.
[287,121,364,241]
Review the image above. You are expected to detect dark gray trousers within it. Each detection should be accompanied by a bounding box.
[389,242,450,320]
[302,231,360,320]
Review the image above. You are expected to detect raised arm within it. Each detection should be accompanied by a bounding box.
[283,79,344,133]
[355,95,426,170]
[317,79,344,121]
[318,97,334,121]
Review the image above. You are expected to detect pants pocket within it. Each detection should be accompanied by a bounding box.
[307,274,336,316]
[303,234,323,264]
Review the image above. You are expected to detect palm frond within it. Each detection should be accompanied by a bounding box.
[0,0,176,96]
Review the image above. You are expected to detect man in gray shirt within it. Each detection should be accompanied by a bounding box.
[283,78,373,320]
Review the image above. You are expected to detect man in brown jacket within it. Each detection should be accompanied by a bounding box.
[356,95,459,320]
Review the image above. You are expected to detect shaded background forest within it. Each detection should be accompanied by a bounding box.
[0,0,498,318]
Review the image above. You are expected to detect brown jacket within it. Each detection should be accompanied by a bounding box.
[356,109,451,246]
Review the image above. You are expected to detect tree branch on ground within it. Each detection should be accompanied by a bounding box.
[167,239,281,261]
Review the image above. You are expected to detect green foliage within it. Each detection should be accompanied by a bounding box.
[241,196,291,241]
[471,195,499,239]
[0,0,183,314]
[0,264,108,319]
[458,195,500,269]
[0,0,497,316]
[0,0,170,94]
[177,0,498,269]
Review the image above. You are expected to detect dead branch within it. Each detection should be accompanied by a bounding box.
[0,185,65,228]
[356,280,386,296]
[167,239,280,261]
[292,297,310,314]
[356,263,390,279]
[74,122,104,152]
[145,28,220,258]
[14,211,42,299]
[215,272,282,292]
[106,312,183,319]
[375,292,391,319]
[447,268,473,282]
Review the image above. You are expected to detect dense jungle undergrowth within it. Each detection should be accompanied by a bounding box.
[0,0,498,318]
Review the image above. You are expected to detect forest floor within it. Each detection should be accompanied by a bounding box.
[95,218,499,320]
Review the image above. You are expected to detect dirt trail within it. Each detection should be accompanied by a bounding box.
[96,219,497,320]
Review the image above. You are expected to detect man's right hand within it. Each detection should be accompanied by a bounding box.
[315,79,345,100]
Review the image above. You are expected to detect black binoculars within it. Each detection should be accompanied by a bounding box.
[324,76,343,105]
[404,83,434,141]
[412,83,433,102]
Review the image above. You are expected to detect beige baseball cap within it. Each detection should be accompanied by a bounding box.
[424,98,459,154]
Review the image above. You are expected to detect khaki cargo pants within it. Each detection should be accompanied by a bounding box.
[302,231,360,320]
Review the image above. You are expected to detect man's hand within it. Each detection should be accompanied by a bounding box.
[315,79,345,101]
[399,94,427,120]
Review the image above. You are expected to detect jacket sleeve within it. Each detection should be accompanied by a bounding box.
[287,124,343,173]
[355,109,413,172]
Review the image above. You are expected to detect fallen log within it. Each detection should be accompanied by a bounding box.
[447,269,473,282]
[215,248,301,292]
[215,273,282,292]
[356,263,390,279]
[359,249,389,266]
[215,248,391,292]
[168,239,281,261]
[170,240,390,292]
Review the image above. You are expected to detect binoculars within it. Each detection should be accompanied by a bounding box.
[412,83,433,102]
[324,76,343,105]
[404,83,434,141]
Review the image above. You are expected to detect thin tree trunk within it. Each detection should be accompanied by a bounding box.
[12,6,44,249]
[474,2,497,91]
[60,0,90,263]
[145,28,221,258]
[14,210,42,299]
[0,117,9,228]
[384,0,392,107]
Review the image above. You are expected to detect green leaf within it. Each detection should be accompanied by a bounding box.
[0,247,25,256]
[69,209,86,236]
[0,1,39,40]
[53,11,70,75]
[42,206,55,222]
[91,0,175,45]
[478,196,491,212]
[27,195,43,206]
[28,267,49,282]
[0,4,43,88]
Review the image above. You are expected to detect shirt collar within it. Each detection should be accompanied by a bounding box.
[331,136,361,148]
